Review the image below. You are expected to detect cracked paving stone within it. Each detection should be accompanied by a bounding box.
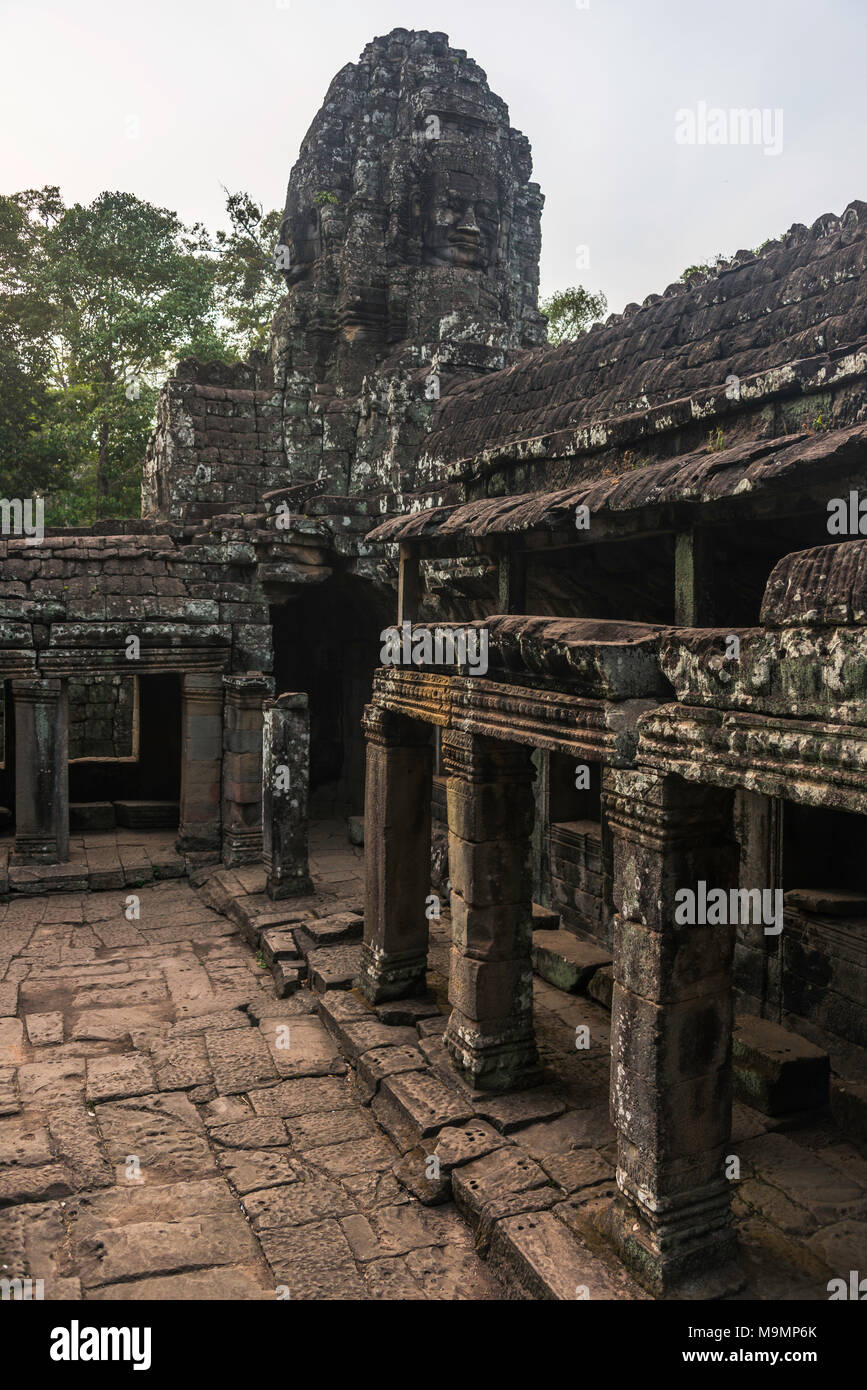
[209,1118,289,1148]
[95,1093,217,1183]
[15,1059,86,1105]
[86,1053,157,1103]
[285,1106,378,1150]
[452,1147,556,1239]
[47,1103,114,1190]
[0,1200,81,1299]
[24,1012,64,1046]
[151,1036,212,1091]
[257,1014,343,1078]
[257,1218,368,1299]
[306,944,363,993]
[0,1019,26,1066]
[242,1174,355,1229]
[489,1209,646,1301]
[361,1255,427,1299]
[87,1265,276,1300]
[406,1242,506,1300]
[538,1148,614,1194]
[302,1133,399,1179]
[249,1075,355,1118]
[0,1067,20,1116]
[0,1115,54,1166]
[70,1178,260,1288]
[205,1028,277,1094]
[216,1147,299,1194]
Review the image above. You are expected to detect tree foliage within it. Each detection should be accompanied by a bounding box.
[540,285,608,344]
[0,186,286,524]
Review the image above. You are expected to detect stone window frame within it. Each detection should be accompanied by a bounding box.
[68,674,141,765]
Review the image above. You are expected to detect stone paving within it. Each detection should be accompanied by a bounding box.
[1,823,865,1300]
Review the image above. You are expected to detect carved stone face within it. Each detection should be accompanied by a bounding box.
[422,171,501,271]
[278,206,322,285]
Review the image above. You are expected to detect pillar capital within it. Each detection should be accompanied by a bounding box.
[361,702,432,749]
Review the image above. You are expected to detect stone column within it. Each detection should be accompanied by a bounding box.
[604,767,740,1295]
[358,705,433,1003]
[674,527,714,626]
[262,692,313,899]
[11,677,69,865]
[177,672,224,855]
[442,730,539,1092]
[221,673,274,867]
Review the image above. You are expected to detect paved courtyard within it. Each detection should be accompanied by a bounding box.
[0,825,865,1300]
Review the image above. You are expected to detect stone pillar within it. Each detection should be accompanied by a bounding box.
[11,678,69,865]
[177,672,224,855]
[733,790,784,1020]
[497,542,527,614]
[397,543,420,625]
[221,673,274,867]
[262,692,313,899]
[442,730,539,1092]
[358,705,433,1003]
[604,767,741,1295]
[674,527,713,626]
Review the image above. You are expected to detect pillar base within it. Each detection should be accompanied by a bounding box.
[443,1008,541,1092]
[266,870,314,901]
[357,942,428,1004]
[11,837,65,867]
[605,1178,742,1298]
[222,827,263,867]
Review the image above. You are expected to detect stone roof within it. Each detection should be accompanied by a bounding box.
[422,202,867,466]
[369,423,867,544]
[761,538,867,626]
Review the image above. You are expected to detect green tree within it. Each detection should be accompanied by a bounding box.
[210,190,286,356]
[540,285,608,344]
[36,190,220,516]
[0,186,73,500]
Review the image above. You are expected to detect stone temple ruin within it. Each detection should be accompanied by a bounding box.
[1,28,867,1300]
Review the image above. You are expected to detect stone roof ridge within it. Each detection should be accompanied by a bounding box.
[421,197,867,464]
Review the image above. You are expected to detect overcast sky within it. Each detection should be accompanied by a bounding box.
[2,0,865,313]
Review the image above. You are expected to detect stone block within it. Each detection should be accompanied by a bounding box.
[531,930,611,993]
[448,949,532,1023]
[732,1015,829,1116]
[69,802,116,832]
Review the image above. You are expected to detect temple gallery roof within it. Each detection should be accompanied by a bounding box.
[421,201,867,467]
[368,422,867,546]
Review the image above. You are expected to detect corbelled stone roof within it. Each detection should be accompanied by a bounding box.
[422,202,867,466]
[368,423,867,544]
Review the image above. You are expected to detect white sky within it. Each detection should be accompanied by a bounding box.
[1,0,864,313]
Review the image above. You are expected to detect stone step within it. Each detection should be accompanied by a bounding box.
[69,802,116,832]
[260,927,303,966]
[586,963,614,1010]
[531,903,560,931]
[732,1014,830,1116]
[830,1077,867,1145]
[531,930,612,994]
[114,800,179,829]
